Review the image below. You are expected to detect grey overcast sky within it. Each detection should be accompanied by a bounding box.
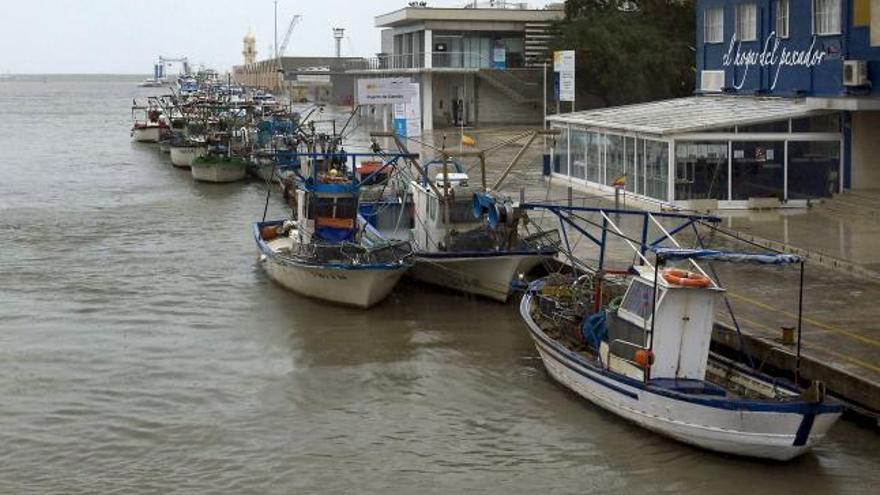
[1,0,555,74]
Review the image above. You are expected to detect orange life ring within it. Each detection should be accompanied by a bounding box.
[662,268,712,288]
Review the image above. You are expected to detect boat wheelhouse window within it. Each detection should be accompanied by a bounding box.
[314,196,357,220]
[620,281,658,321]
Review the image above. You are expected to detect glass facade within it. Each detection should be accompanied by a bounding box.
[551,114,841,206]
[552,125,569,175]
[675,142,729,200]
[644,140,669,201]
[788,141,841,199]
[606,135,626,186]
[732,141,786,200]
[570,129,587,179]
[586,132,603,184]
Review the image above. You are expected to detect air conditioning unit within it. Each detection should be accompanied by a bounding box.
[843,60,869,87]
[700,70,725,93]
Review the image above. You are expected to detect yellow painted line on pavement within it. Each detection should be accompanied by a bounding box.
[734,315,880,374]
[728,291,880,348]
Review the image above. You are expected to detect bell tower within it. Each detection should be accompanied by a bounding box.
[243,31,257,65]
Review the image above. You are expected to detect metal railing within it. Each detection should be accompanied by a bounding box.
[342,51,525,71]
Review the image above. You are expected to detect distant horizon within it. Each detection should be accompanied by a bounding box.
[2,0,556,74]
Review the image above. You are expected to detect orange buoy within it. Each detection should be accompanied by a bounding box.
[661,268,712,288]
[634,349,655,368]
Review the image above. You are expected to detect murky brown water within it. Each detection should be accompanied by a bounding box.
[0,75,878,494]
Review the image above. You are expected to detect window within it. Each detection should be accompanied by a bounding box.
[675,142,729,201]
[871,0,880,47]
[813,0,842,35]
[736,3,758,41]
[776,0,789,38]
[704,8,724,43]
[621,281,659,322]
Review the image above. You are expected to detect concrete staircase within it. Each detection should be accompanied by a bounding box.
[524,21,554,68]
[477,69,543,104]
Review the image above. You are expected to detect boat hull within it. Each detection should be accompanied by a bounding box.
[131,126,161,143]
[260,256,408,308]
[191,162,246,183]
[520,293,842,461]
[251,161,275,182]
[254,224,409,308]
[410,252,550,302]
[170,146,206,168]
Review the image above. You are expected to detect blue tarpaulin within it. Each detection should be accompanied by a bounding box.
[650,247,802,265]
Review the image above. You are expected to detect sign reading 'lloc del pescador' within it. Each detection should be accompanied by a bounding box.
[722,31,827,90]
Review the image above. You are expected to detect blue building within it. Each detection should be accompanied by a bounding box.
[547,0,880,209]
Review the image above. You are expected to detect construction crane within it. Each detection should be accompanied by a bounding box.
[158,56,191,76]
[276,14,303,68]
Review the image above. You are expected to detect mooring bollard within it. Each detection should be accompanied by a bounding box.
[781,325,795,345]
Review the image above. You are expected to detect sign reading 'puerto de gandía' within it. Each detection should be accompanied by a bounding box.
[356,78,417,105]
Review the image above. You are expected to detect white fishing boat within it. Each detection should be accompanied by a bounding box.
[169,140,207,168]
[362,131,561,302]
[191,155,247,182]
[254,151,414,308]
[407,169,558,302]
[513,203,843,461]
[130,101,167,143]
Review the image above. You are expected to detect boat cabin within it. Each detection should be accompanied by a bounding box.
[602,265,722,382]
[410,172,484,252]
[295,154,359,245]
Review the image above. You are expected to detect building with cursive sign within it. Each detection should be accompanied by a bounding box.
[546,0,880,209]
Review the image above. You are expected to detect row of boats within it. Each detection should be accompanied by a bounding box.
[132,78,843,462]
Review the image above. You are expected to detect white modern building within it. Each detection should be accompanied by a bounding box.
[349,2,564,130]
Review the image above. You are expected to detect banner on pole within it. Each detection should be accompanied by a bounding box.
[553,50,575,102]
[356,78,416,105]
[392,83,421,138]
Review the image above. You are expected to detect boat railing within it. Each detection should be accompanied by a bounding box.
[287,238,413,266]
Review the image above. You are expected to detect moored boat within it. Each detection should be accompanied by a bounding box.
[511,203,843,461]
[130,101,167,143]
[169,140,207,168]
[254,151,414,308]
[191,155,247,182]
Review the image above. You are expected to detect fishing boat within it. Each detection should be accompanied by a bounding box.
[130,101,167,143]
[367,131,560,302]
[408,166,558,302]
[138,78,166,88]
[169,138,207,168]
[509,202,843,461]
[191,153,247,182]
[254,151,414,308]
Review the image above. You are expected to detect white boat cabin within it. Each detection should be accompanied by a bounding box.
[410,172,484,252]
[602,265,723,382]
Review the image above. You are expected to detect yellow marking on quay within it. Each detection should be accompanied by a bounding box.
[728,291,880,348]
[734,315,880,374]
